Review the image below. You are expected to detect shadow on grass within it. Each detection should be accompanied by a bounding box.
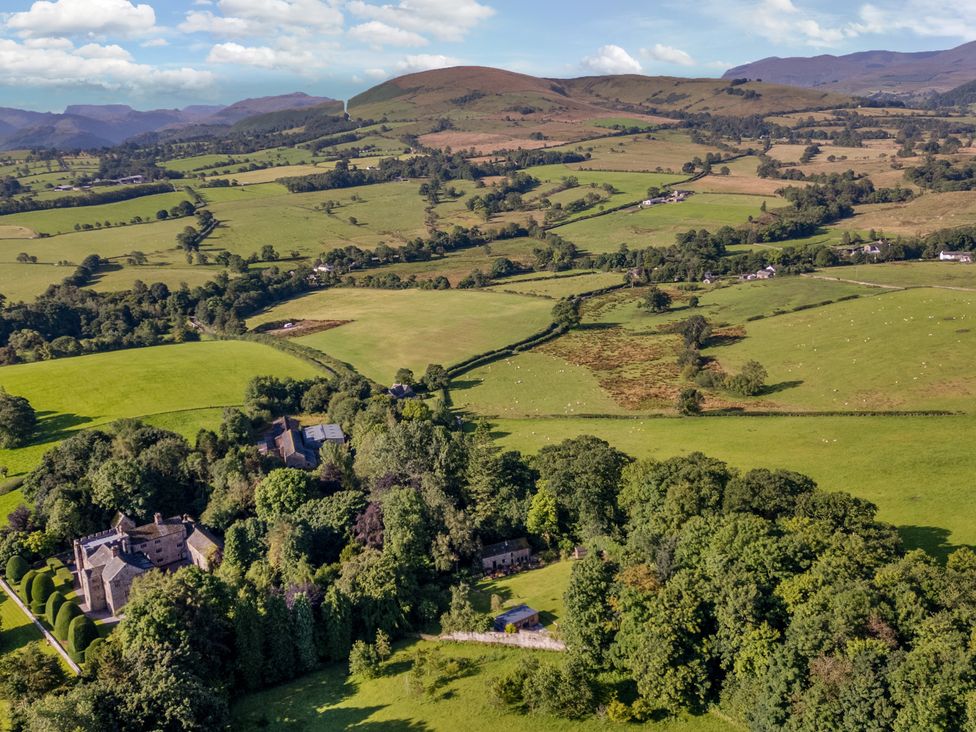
[575,322,619,331]
[899,525,971,563]
[32,411,94,446]
[233,668,432,732]
[762,380,804,395]
[447,379,480,392]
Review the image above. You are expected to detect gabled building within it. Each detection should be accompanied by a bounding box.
[939,250,974,263]
[257,416,317,468]
[73,513,220,615]
[481,537,532,571]
[389,383,415,399]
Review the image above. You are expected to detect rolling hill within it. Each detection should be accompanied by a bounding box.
[724,40,976,97]
[348,66,851,122]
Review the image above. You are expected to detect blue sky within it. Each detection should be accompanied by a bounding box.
[0,0,973,111]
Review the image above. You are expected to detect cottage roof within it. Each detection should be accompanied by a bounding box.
[482,537,530,558]
[102,551,152,583]
[303,423,345,444]
[389,383,415,399]
[494,604,538,626]
[128,517,185,543]
[87,543,117,568]
[186,524,221,554]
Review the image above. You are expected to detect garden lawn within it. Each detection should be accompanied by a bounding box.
[709,287,976,412]
[250,288,554,384]
[0,341,321,476]
[554,193,780,253]
[231,640,731,732]
[474,561,573,628]
[489,413,976,559]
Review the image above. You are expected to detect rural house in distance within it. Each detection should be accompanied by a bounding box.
[73,513,221,615]
[493,604,541,632]
[481,537,532,571]
[257,416,345,469]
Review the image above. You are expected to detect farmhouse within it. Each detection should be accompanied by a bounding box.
[389,382,415,399]
[939,250,974,263]
[493,604,540,632]
[481,537,532,571]
[73,512,220,615]
[641,189,693,207]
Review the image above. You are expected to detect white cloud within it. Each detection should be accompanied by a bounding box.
[141,38,169,47]
[748,0,853,46]
[364,67,389,79]
[347,0,494,42]
[206,41,318,70]
[641,43,695,66]
[395,53,460,73]
[7,0,156,38]
[179,10,257,37]
[853,1,976,39]
[215,0,344,34]
[348,21,428,48]
[581,45,642,75]
[0,37,213,92]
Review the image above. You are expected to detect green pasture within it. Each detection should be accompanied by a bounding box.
[452,351,628,417]
[0,341,321,477]
[520,164,683,216]
[205,180,480,257]
[474,561,573,628]
[814,261,976,289]
[0,191,193,236]
[249,288,554,385]
[710,287,976,412]
[490,413,976,559]
[551,131,723,174]
[379,236,544,285]
[0,262,77,303]
[554,193,779,253]
[487,271,624,298]
[88,263,228,293]
[231,640,729,732]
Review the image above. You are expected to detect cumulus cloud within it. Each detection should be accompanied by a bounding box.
[141,38,169,47]
[364,67,389,79]
[395,53,460,73]
[581,45,642,75]
[179,10,256,37]
[747,0,853,46]
[206,41,319,70]
[348,21,428,48]
[853,1,976,39]
[7,0,156,38]
[347,0,494,42]
[0,37,213,92]
[215,0,344,34]
[641,43,695,66]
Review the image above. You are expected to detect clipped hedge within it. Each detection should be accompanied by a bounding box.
[45,590,66,626]
[67,615,98,663]
[18,569,37,603]
[30,572,55,613]
[5,554,28,584]
[84,636,105,664]
[54,600,82,641]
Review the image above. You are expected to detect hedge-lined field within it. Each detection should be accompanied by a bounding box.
[490,413,976,559]
[0,191,194,236]
[250,288,554,384]
[0,341,321,476]
[231,640,730,732]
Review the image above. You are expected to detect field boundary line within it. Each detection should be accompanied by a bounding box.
[0,575,80,675]
[800,273,905,290]
[476,409,961,420]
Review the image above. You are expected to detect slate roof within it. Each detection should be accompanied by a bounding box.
[128,518,185,543]
[103,551,152,583]
[186,525,221,554]
[493,604,539,629]
[482,537,531,558]
[303,423,345,447]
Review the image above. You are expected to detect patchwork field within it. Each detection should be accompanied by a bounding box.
[838,191,976,237]
[473,561,573,629]
[812,262,976,289]
[231,640,729,732]
[491,413,976,559]
[552,131,723,173]
[486,271,623,298]
[711,287,976,412]
[0,340,321,477]
[0,191,194,236]
[249,288,554,384]
[554,193,779,253]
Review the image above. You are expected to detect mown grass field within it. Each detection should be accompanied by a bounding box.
[490,413,976,559]
[204,180,480,257]
[813,262,976,289]
[0,191,194,236]
[231,640,730,732]
[551,131,723,173]
[474,561,573,628]
[710,287,976,412]
[0,341,321,476]
[250,288,554,385]
[554,193,779,253]
[487,271,623,298]
[838,191,976,236]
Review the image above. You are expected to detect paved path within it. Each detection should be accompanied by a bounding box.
[0,576,80,674]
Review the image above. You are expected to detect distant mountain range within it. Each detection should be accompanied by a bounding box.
[0,92,342,151]
[724,41,976,98]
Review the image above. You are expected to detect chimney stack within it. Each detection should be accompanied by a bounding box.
[153,512,163,525]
